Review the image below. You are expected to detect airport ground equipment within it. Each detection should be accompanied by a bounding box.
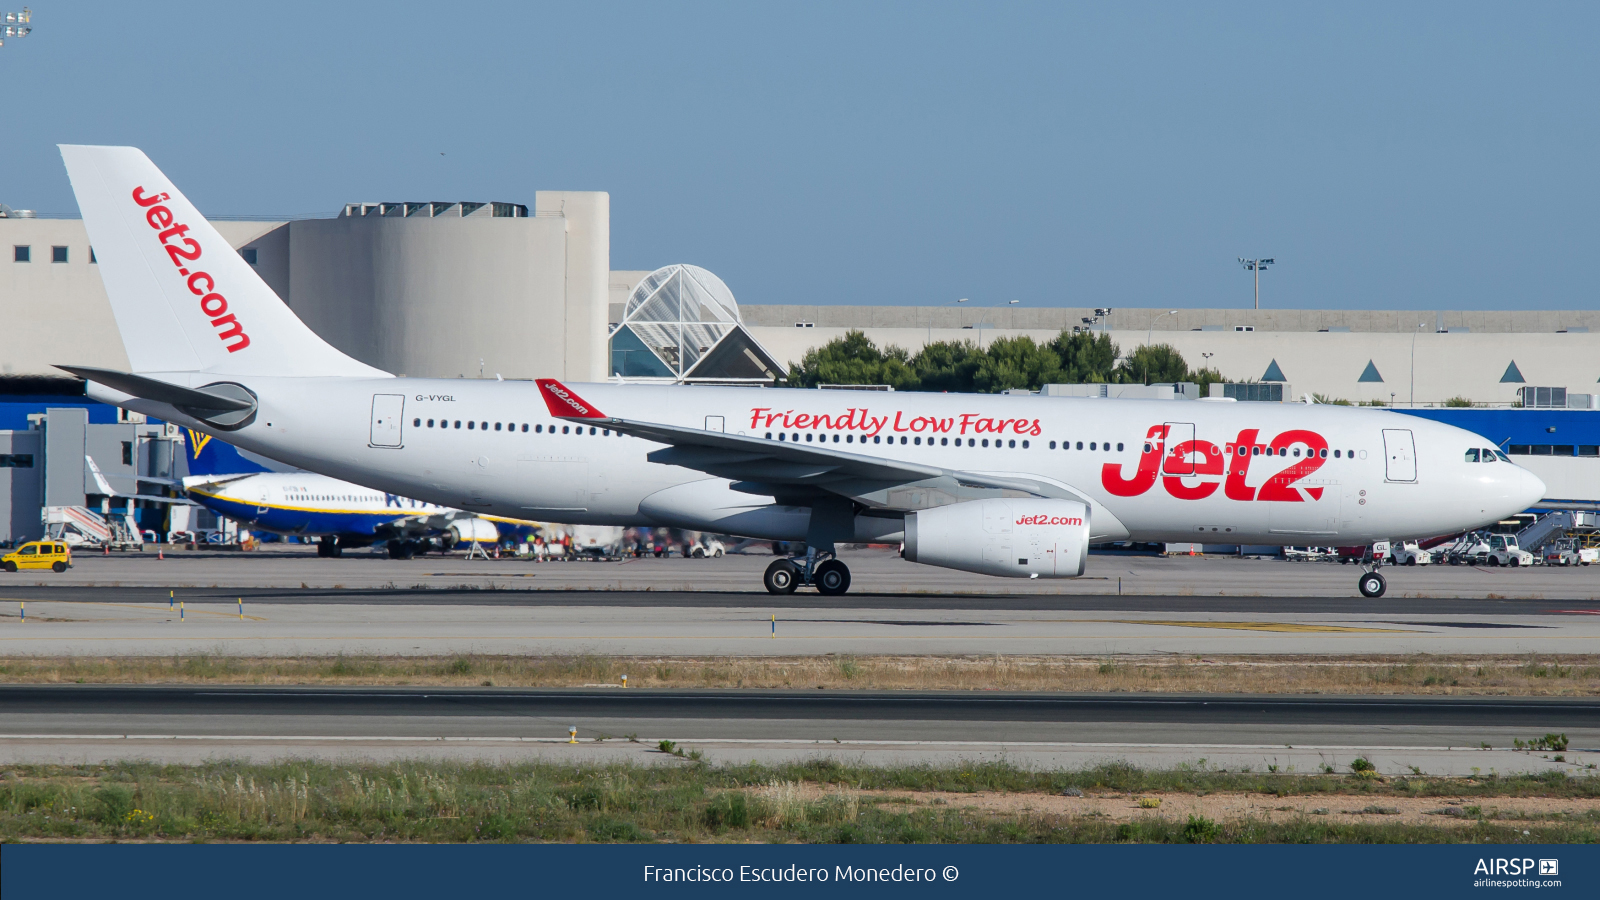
[42,505,143,550]
[1483,534,1534,567]
[1392,541,1431,565]
[1515,510,1600,556]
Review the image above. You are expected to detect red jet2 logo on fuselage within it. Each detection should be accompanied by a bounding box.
[131,186,250,353]
[1103,424,1332,502]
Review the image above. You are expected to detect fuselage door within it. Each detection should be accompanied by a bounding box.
[370,394,405,448]
[705,416,725,432]
[1163,422,1197,475]
[1382,428,1416,483]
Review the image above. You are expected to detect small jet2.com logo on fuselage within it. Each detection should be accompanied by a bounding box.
[1015,515,1083,526]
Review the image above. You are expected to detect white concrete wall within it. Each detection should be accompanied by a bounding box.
[536,192,611,382]
[1517,457,1600,503]
[287,215,572,380]
[0,219,287,378]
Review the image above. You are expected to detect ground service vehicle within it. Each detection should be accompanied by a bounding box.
[1,541,73,573]
[56,145,1548,599]
[1483,534,1534,567]
[1543,539,1595,566]
[1392,542,1431,566]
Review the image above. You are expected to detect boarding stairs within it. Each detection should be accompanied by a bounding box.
[42,506,145,550]
[1515,510,1600,554]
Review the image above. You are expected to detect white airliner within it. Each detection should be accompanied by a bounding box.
[53,145,1544,597]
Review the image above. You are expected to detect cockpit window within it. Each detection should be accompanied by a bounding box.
[1494,449,1510,462]
[1465,448,1480,462]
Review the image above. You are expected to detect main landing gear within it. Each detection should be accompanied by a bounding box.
[767,497,857,596]
[316,535,342,558]
[764,553,852,596]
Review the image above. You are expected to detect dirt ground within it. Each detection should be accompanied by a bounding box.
[758,782,1600,827]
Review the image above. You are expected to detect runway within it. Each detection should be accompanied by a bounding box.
[1,591,1596,655]
[10,546,1600,600]
[2,685,1594,775]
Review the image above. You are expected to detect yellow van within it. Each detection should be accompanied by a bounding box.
[1,541,73,573]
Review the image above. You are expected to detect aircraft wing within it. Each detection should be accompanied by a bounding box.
[371,510,477,539]
[534,379,1090,513]
[181,473,258,490]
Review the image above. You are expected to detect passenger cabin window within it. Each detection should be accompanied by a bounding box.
[51,246,68,263]
[13,245,29,262]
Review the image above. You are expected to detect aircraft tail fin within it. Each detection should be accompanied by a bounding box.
[182,427,272,478]
[57,145,386,379]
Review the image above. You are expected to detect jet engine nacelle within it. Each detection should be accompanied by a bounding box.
[903,498,1090,578]
[447,517,500,547]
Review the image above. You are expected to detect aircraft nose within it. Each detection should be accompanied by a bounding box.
[1514,465,1547,510]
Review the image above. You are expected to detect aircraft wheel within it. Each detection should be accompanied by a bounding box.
[815,559,852,596]
[52,561,67,573]
[764,559,800,595]
[1358,571,1386,598]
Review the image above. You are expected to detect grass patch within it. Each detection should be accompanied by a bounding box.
[0,760,1595,844]
[0,653,1598,695]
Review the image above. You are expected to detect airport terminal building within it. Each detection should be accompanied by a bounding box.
[2,198,1598,542]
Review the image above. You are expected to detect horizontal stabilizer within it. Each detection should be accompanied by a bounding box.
[57,365,253,411]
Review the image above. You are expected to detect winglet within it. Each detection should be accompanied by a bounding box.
[535,379,606,419]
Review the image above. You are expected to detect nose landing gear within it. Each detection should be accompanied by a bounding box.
[1358,569,1387,598]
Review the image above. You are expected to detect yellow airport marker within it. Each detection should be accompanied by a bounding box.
[621,674,628,688]
[180,601,185,622]
[18,600,22,623]
[771,613,776,639]
[238,597,244,620]
[169,590,174,612]
[568,725,578,744]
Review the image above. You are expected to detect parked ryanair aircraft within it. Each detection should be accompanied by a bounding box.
[59,145,1545,596]
[181,427,507,557]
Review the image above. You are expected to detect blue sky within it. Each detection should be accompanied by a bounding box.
[2,2,1595,310]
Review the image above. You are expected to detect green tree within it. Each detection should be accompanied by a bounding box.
[1049,331,1119,383]
[786,330,919,390]
[1189,366,1226,395]
[911,340,984,393]
[972,336,1067,393]
[1113,343,1191,385]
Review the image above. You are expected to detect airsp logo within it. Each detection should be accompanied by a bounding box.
[1473,858,1549,876]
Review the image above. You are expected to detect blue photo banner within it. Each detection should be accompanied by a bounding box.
[2,844,1593,899]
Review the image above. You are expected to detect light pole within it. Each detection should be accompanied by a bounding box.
[973,300,1019,349]
[1143,310,1178,384]
[1238,258,1274,310]
[1410,322,1425,407]
[1146,309,1178,349]
[0,8,32,48]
